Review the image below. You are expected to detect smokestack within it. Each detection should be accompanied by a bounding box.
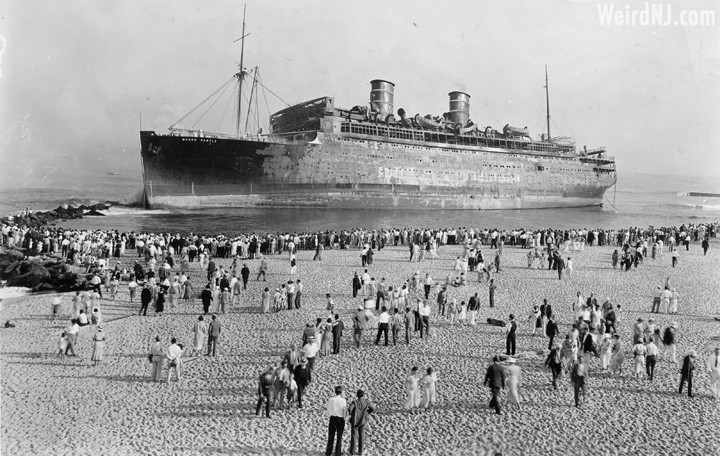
[370,79,395,118]
[448,91,470,126]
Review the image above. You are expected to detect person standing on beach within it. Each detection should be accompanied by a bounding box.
[646,337,659,381]
[332,314,344,354]
[702,237,709,255]
[149,336,164,382]
[201,285,212,315]
[546,317,559,351]
[255,367,274,418]
[353,306,369,349]
[325,385,346,456]
[679,350,696,397]
[545,342,562,389]
[347,389,374,455]
[505,314,517,356]
[191,316,207,356]
[90,325,106,366]
[240,264,250,289]
[671,249,679,267]
[571,355,588,407]
[294,357,310,408]
[295,280,303,309]
[165,338,183,382]
[707,346,720,399]
[418,300,431,338]
[404,367,421,410]
[663,322,677,364]
[404,307,414,344]
[421,367,438,409]
[256,255,268,281]
[484,356,505,415]
[207,315,221,356]
[489,279,496,307]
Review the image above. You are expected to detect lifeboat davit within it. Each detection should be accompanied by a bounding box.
[503,124,530,137]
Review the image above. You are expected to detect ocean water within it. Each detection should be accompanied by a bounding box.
[1,172,718,234]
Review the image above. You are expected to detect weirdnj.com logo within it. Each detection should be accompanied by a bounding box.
[597,2,716,26]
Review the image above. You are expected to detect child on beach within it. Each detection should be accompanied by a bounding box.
[57,331,68,358]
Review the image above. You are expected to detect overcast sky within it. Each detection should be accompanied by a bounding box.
[1,0,719,188]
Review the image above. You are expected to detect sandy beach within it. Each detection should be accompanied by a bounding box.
[2,239,719,455]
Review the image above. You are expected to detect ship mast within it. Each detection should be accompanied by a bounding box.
[544,65,551,142]
[235,5,248,136]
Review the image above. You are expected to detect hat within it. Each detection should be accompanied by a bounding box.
[688,349,697,358]
[299,356,308,364]
[356,389,365,398]
[97,325,103,331]
[670,321,677,329]
[507,358,517,364]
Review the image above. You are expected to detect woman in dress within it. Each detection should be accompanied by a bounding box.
[632,340,647,379]
[192,316,207,356]
[599,333,613,372]
[529,305,540,335]
[457,300,467,326]
[320,318,333,356]
[505,359,521,409]
[155,290,165,316]
[609,333,625,375]
[421,367,437,408]
[261,287,271,313]
[91,325,106,367]
[669,288,679,314]
[168,277,181,309]
[182,279,193,303]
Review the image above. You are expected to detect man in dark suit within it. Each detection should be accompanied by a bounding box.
[483,356,506,415]
[679,351,696,397]
[505,314,517,356]
[139,284,152,316]
[332,314,344,354]
[206,256,216,282]
[347,389,375,455]
[293,357,310,408]
[241,264,250,289]
[201,284,213,315]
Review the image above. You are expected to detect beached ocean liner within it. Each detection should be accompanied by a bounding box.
[140,18,615,210]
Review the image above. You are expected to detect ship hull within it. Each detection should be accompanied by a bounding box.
[140,131,614,210]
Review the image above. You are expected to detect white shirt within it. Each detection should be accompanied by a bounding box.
[377,312,390,324]
[419,303,431,317]
[327,395,347,418]
[646,342,659,357]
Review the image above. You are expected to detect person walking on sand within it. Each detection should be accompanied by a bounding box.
[91,325,106,367]
[191,315,207,356]
[391,308,403,346]
[149,336,165,382]
[545,341,563,389]
[489,279,496,307]
[347,389,375,456]
[421,367,438,409]
[679,350,696,397]
[207,315,221,356]
[375,307,390,346]
[609,334,625,375]
[484,356,506,415]
[505,358,521,409]
[325,385,347,456]
[571,354,588,407]
[255,367,274,418]
[404,307,414,345]
[505,314,517,356]
[256,255,268,281]
[646,337,659,381]
[418,300,431,338]
[404,366,421,410]
[632,339,647,379]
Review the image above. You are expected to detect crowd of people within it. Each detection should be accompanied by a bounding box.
[3,217,718,455]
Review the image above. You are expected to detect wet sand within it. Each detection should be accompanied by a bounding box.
[1,240,719,455]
